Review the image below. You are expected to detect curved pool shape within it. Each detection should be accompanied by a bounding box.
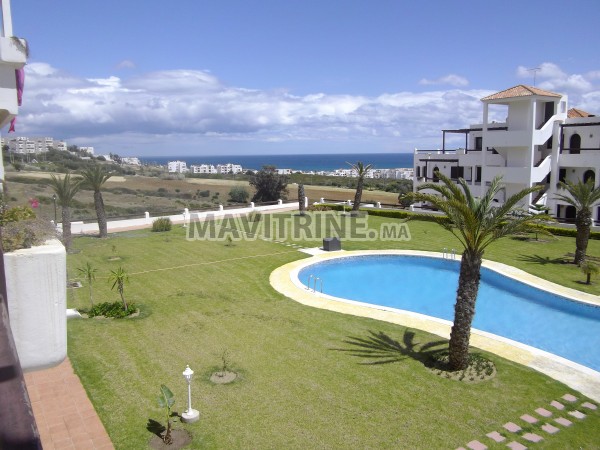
[299,255,600,371]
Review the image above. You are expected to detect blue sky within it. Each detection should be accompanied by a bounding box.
[7,0,600,156]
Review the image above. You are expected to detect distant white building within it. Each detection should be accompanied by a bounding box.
[121,157,141,166]
[79,146,94,155]
[168,160,188,173]
[2,136,67,154]
[277,168,293,175]
[190,164,217,174]
[216,163,243,174]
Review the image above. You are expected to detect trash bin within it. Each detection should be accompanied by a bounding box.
[323,237,341,251]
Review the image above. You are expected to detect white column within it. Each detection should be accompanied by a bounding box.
[481,102,489,197]
[2,0,14,37]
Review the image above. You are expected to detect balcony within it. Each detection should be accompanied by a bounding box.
[559,149,600,167]
[484,129,530,148]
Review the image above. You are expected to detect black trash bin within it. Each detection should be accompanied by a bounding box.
[323,237,341,251]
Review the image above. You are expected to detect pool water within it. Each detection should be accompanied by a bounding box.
[299,255,600,371]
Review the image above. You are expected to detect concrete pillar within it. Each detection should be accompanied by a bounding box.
[377,202,381,208]
[304,196,308,208]
[145,211,150,223]
[219,204,224,211]
[320,198,325,203]
[278,199,283,205]
[250,202,255,209]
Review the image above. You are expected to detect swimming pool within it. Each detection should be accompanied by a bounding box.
[298,255,600,371]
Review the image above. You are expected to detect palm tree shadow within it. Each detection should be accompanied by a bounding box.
[516,254,567,265]
[146,419,165,437]
[333,330,447,366]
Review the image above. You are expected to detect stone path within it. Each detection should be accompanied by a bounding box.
[24,358,114,449]
[456,393,597,449]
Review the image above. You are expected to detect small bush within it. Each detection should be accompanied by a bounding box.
[86,301,136,318]
[1,218,56,252]
[152,217,172,232]
[197,190,210,198]
[228,186,249,203]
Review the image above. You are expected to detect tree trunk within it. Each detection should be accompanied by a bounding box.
[448,250,483,370]
[586,273,591,285]
[119,286,128,311]
[94,190,108,238]
[61,206,72,252]
[352,179,363,212]
[574,208,591,265]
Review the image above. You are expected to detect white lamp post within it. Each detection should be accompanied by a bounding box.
[181,365,200,423]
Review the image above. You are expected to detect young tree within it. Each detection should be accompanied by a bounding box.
[349,161,373,212]
[77,262,97,307]
[554,179,600,265]
[298,183,306,216]
[580,260,599,285]
[80,165,112,238]
[408,173,541,370]
[48,173,82,251]
[109,266,129,311]
[249,166,288,202]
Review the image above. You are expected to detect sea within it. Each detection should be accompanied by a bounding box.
[139,153,413,172]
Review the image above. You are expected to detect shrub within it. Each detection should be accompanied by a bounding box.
[152,217,172,232]
[228,186,249,203]
[0,205,35,225]
[1,218,56,252]
[86,301,136,318]
[197,190,210,198]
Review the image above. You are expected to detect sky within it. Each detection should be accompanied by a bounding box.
[5,0,600,157]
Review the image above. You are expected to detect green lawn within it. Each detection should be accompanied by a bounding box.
[66,216,600,449]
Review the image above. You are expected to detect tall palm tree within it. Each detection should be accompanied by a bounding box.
[409,173,541,370]
[80,165,112,238]
[554,179,600,265]
[49,173,82,252]
[349,161,373,212]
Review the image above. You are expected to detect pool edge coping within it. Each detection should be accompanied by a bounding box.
[270,249,600,403]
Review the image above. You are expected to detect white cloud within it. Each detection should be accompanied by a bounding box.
[516,62,593,92]
[418,74,469,87]
[10,62,599,155]
[116,60,136,70]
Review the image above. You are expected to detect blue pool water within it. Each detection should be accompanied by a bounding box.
[299,255,600,371]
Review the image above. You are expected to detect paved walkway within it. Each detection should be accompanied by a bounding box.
[24,358,114,450]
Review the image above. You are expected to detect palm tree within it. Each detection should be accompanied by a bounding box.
[49,173,82,252]
[77,262,97,307]
[349,161,373,212]
[409,173,542,370]
[80,165,112,238]
[554,179,600,265]
[109,266,129,311]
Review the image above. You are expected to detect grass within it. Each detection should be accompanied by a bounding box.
[66,217,600,449]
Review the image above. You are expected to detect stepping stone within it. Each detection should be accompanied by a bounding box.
[522,433,543,443]
[550,400,565,410]
[541,423,560,434]
[568,410,586,419]
[503,422,522,433]
[520,414,538,424]
[555,417,572,427]
[562,394,577,402]
[535,407,552,417]
[466,440,487,450]
[486,431,505,443]
[506,442,527,450]
[581,402,597,410]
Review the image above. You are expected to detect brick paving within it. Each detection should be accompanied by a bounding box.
[456,394,598,450]
[24,358,114,450]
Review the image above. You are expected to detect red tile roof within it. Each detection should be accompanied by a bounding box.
[568,107,595,118]
[481,85,562,101]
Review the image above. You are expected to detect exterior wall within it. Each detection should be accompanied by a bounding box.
[168,160,187,173]
[5,239,67,370]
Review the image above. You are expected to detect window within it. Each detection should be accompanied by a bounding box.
[559,168,566,183]
[584,170,595,185]
[475,166,482,182]
[570,134,581,154]
[450,166,464,179]
[475,137,482,150]
[432,166,440,182]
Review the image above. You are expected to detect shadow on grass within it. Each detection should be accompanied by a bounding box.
[516,254,568,265]
[146,419,165,437]
[334,330,447,366]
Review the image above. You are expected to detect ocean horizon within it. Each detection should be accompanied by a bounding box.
[140,152,413,172]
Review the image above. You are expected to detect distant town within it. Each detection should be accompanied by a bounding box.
[1,136,414,180]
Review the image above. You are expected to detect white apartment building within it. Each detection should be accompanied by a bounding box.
[190,164,217,174]
[2,136,67,154]
[79,146,94,155]
[121,157,141,166]
[168,160,188,173]
[216,163,243,174]
[413,85,600,223]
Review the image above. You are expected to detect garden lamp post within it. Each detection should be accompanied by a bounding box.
[181,365,200,423]
[52,194,57,223]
